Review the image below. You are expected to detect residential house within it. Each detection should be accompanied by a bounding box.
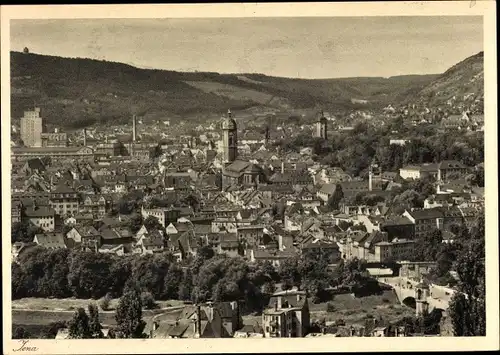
[301,240,341,264]
[316,183,339,203]
[66,226,101,251]
[23,204,55,232]
[437,160,468,182]
[141,206,181,228]
[262,289,310,338]
[237,225,265,249]
[380,216,415,240]
[135,230,165,255]
[33,232,67,249]
[49,183,80,217]
[147,301,242,338]
[80,195,109,219]
[399,163,439,180]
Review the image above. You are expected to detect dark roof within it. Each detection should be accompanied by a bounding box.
[24,206,55,218]
[407,208,444,220]
[439,160,466,169]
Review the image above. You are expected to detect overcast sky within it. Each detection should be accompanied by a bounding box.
[10,17,483,79]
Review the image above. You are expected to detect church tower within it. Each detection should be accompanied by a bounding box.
[221,109,238,163]
[315,110,328,140]
[369,158,382,191]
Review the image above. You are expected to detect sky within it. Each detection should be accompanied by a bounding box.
[10,17,483,79]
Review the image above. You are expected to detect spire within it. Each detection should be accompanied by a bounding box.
[227,109,232,118]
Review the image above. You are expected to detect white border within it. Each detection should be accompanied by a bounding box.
[2,2,498,354]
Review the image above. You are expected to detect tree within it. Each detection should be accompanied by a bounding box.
[178,268,194,301]
[127,213,143,234]
[12,326,31,339]
[115,288,146,338]
[163,263,183,299]
[448,215,485,336]
[327,185,344,210]
[140,291,156,310]
[99,293,112,311]
[68,307,92,339]
[143,215,163,232]
[262,281,276,295]
[88,303,103,338]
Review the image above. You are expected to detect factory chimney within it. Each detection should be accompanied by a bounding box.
[83,128,87,147]
[132,115,137,142]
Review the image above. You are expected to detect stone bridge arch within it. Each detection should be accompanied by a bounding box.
[402,296,416,309]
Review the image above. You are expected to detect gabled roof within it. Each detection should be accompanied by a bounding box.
[34,233,66,248]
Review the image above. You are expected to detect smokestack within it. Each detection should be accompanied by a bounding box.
[83,128,87,147]
[281,161,284,174]
[132,115,137,142]
[196,305,202,337]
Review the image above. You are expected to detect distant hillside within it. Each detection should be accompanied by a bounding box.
[402,51,484,109]
[11,51,473,128]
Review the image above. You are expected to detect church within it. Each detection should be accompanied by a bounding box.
[219,110,266,190]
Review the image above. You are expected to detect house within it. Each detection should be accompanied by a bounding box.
[23,205,56,232]
[66,225,100,246]
[233,323,264,338]
[99,226,134,245]
[135,230,165,255]
[316,183,339,203]
[33,232,67,249]
[301,240,341,264]
[20,158,46,176]
[437,160,468,182]
[402,208,446,238]
[147,302,242,338]
[12,200,23,223]
[237,225,265,248]
[11,242,37,261]
[141,206,180,228]
[249,249,297,267]
[221,160,266,189]
[80,195,109,219]
[166,222,192,236]
[380,216,415,240]
[216,233,240,257]
[262,289,310,338]
[399,163,439,180]
[49,183,80,217]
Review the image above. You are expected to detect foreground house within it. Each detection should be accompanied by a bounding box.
[262,289,310,338]
[147,302,242,338]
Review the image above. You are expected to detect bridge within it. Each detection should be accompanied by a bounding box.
[377,276,456,316]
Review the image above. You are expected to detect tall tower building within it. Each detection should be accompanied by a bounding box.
[20,107,43,147]
[221,109,238,163]
[315,110,328,140]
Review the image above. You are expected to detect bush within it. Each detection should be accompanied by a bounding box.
[141,291,156,310]
[12,326,31,339]
[382,298,390,303]
[99,293,112,311]
[326,302,336,313]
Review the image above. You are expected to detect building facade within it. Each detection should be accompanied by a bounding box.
[20,107,43,147]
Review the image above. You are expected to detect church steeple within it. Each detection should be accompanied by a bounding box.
[221,109,238,163]
[315,110,328,140]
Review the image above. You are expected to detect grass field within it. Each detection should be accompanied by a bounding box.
[309,290,414,325]
[242,290,414,328]
[12,298,185,312]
